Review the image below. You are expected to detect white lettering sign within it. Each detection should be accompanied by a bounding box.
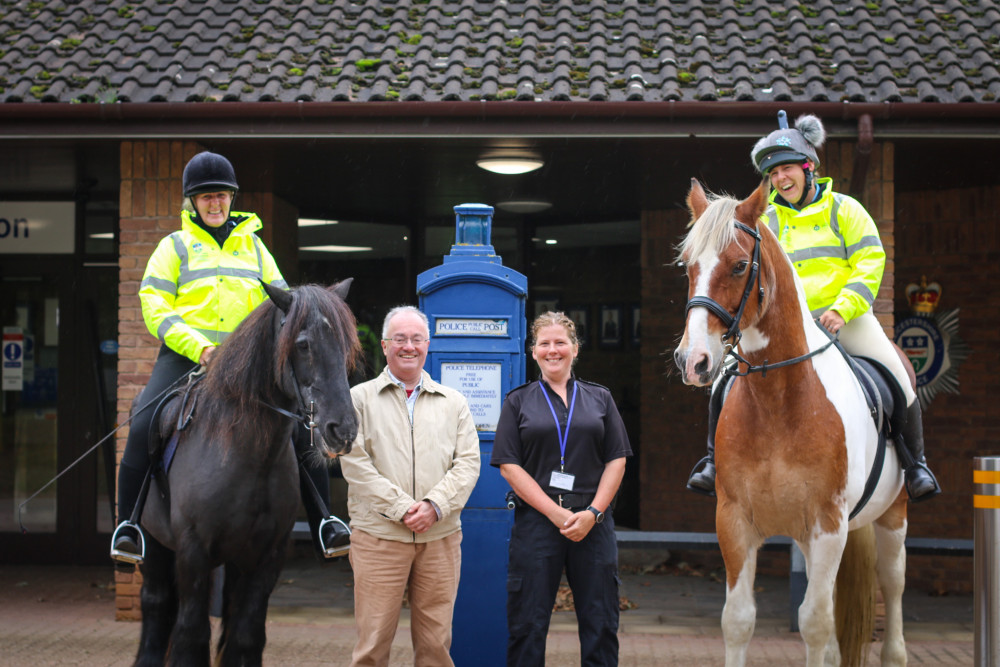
[0,202,75,254]
[440,362,502,432]
[435,318,508,336]
[3,327,24,391]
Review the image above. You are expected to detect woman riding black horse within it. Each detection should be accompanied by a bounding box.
[112,151,350,564]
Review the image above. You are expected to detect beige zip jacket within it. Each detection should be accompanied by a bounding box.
[342,369,481,543]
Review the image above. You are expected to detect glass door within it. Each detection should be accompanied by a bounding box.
[1,265,63,538]
[0,258,117,563]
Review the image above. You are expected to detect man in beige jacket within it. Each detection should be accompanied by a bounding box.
[342,305,481,667]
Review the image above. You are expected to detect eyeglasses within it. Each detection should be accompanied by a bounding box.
[385,335,427,346]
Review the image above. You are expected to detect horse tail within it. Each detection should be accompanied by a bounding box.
[835,523,877,667]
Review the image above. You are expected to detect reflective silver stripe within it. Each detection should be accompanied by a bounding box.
[182,266,261,282]
[787,245,848,262]
[845,281,875,305]
[173,232,202,286]
[157,314,185,341]
[141,275,176,295]
[765,208,779,238]
[252,235,266,274]
[182,267,221,282]
[271,279,289,289]
[846,235,883,256]
[829,194,847,258]
[192,328,233,344]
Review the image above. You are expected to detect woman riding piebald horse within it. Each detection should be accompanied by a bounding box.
[686,112,940,502]
[112,151,351,564]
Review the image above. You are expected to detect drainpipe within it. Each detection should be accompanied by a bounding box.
[848,113,874,200]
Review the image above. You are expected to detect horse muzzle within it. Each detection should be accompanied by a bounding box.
[315,421,357,458]
[674,346,720,387]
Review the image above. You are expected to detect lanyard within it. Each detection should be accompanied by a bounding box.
[540,380,578,472]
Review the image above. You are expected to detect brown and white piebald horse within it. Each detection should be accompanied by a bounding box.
[673,180,909,667]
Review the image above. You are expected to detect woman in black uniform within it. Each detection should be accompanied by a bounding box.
[491,311,632,666]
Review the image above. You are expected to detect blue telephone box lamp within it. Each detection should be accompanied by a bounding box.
[417,204,527,666]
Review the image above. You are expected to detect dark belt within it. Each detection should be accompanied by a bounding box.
[550,492,594,509]
[504,491,595,510]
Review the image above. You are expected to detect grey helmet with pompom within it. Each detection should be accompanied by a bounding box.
[751,111,826,175]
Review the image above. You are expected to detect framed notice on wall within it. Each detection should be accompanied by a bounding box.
[440,361,503,432]
[599,305,623,349]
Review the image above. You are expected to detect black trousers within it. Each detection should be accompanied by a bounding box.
[117,346,196,520]
[506,506,620,667]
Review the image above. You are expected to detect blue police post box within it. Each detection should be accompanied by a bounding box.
[417,203,526,666]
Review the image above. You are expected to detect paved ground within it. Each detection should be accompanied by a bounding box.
[0,550,975,666]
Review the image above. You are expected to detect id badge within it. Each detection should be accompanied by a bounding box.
[550,470,575,491]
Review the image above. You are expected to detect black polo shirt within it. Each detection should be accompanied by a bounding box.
[490,377,632,495]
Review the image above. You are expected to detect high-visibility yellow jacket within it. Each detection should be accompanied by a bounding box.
[139,210,287,362]
[762,178,885,324]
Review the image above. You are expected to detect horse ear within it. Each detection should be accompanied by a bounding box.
[687,178,709,222]
[736,180,770,226]
[262,280,293,314]
[330,277,353,301]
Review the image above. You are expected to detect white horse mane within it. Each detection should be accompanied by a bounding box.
[677,194,742,263]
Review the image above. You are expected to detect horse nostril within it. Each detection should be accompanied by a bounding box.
[694,354,709,375]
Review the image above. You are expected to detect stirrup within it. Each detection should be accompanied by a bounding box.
[318,516,351,559]
[110,521,146,565]
[686,456,717,497]
[906,462,941,503]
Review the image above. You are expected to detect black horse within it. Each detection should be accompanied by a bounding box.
[133,280,360,667]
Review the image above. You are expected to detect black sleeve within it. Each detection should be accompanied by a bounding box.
[490,391,523,468]
[601,391,633,462]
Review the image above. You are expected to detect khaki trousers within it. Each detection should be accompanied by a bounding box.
[349,528,462,667]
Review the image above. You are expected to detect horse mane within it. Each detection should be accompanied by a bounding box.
[676,192,741,263]
[197,284,362,439]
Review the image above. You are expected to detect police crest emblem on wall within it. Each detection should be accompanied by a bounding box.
[894,276,969,409]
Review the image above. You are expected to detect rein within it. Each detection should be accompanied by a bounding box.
[723,333,839,378]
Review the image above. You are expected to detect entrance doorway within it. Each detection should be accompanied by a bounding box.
[0,259,118,564]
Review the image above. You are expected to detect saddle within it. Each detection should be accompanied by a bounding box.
[147,372,204,502]
[824,327,908,519]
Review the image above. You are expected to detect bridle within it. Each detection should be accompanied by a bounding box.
[685,221,764,348]
[259,312,319,445]
[685,220,837,378]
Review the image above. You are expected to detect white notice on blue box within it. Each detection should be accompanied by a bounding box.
[440,362,502,432]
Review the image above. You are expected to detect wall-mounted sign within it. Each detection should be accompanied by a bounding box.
[440,362,502,432]
[435,318,508,337]
[894,276,969,408]
[3,327,24,390]
[0,202,75,254]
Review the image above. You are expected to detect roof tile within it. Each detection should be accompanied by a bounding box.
[2,0,999,105]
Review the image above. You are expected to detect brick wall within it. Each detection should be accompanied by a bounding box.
[639,141,910,579]
[114,141,299,620]
[895,184,1000,594]
[116,140,199,621]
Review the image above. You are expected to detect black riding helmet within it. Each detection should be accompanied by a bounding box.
[182,151,240,198]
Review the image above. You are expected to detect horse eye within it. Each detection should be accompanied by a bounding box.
[733,260,748,275]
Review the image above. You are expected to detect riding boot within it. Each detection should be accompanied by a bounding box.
[110,460,148,565]
[896,400,941,502]
[294,426,351,559]
[686,379,725,496]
